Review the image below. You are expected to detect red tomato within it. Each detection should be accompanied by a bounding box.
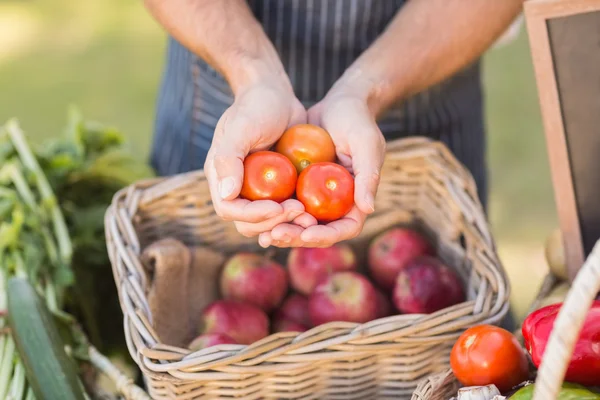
[275,124,336,173]
[450,325,529,393]
[240,151,297,202]
[296,162,354,223]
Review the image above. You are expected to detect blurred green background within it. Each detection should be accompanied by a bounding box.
[0,0,556,319]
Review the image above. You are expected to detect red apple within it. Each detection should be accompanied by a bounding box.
[288,245,357,295]
[309,271,378,325]
[220,253,288,312]
[274,294,311,327]
[375,289,393,319]
[188,333,237,351]
[368,228,434,290]
[272,318,309,333]
[200,300,269,345]
[393,256,465,314]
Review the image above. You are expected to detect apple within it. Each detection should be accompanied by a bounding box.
[272,318,309,333]
[309,271,378,325]
[220,253,288,312]
[368,227,434,289]
[393,256,465,314]
[274,294,312,327]
[288,245,357,295]
[375,289,393,319]
[188,333,237,351]
[200,300,269,345]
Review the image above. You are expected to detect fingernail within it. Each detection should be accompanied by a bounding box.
[219,177,235,199]
[365,193,375,213]
[258,235,271,248]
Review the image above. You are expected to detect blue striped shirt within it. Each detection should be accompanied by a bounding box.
[150,0,487,207]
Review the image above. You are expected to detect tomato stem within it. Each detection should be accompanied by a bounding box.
[299,159,311,170]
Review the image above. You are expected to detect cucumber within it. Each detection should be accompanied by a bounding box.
[7,277,86,400]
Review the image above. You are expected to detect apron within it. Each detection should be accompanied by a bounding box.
[150,0,487,208]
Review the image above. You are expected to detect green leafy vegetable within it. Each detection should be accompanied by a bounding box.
[0,108,154,397]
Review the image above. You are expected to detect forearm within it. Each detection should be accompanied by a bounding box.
[335,0,524,116]
[144,0,289,94]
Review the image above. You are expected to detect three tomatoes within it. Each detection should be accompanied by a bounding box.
[240,124,354,223]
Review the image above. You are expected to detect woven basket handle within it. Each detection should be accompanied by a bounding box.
[532,239,600,400]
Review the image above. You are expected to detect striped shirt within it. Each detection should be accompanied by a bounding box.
[151,0,488,207]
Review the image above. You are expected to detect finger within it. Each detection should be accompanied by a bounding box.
[261,236,304,249]
[260,224,307,248]
[271,223,304,243]
[300,225,343,247]
[258,232,306,248]
[256,213,316,244]
[234,200,304,237]
[259,234,296,249]
[218,198,283,223]
[292,212,318,228]
[258,232,273,248]
[269,239,299,248]
[351,130,385,215]
[300,207,366,246]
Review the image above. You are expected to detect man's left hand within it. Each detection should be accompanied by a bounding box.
[258,86,386,248]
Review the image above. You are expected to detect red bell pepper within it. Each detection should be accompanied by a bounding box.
[522,300,600,387]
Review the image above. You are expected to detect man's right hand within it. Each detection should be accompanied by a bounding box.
[204,80,318,238]
[144,0,317,239]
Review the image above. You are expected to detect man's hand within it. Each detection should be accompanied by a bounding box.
[145,0,319,238]
[258,84,386,248]
[205,81,318,238]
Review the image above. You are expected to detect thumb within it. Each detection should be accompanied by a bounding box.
[213,150,245,201]
[351,133,385,215]
[210,112,250,201]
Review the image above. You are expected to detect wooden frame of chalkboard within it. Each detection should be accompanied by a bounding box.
[525,0,600,281]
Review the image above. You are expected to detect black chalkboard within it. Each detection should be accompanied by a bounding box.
[525,0,600,280]
[547,11,600,258]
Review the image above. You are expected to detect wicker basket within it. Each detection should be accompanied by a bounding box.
[411,240,600,400]
[105,137,510,399]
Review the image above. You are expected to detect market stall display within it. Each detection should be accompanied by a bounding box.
[411,235,600,399]
[105,137,509,399]
[3,1,599,398]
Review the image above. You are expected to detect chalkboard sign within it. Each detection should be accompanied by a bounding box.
[525,0,600,281]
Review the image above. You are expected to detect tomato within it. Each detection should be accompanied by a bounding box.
[450,325,529,393]
[240,151,297,202]
[296,162,354,223]
[275,124,336,173]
